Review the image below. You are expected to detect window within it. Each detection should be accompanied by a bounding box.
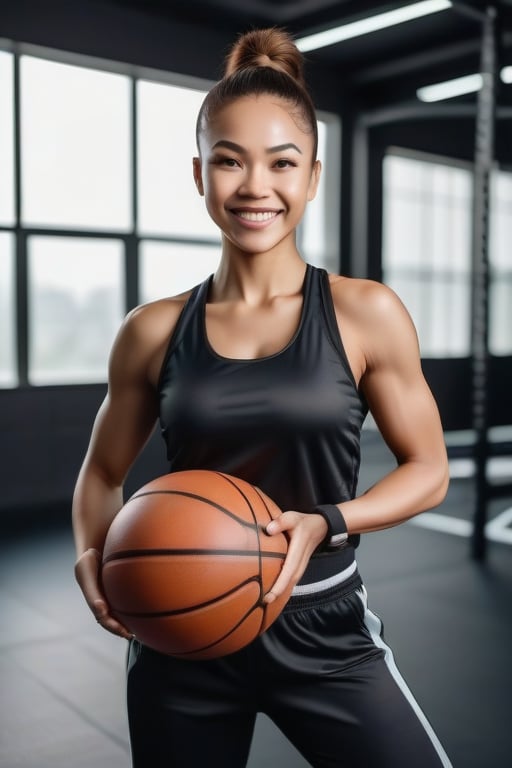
[0,51,15,226]
[0,52,16,386]
[0,233,16,387]
[27,236,124,384]
[140,241,220,303]
[299,114,341,273]
[20,56,132,231]
[137,81,217,239]
[489,172,512,355]
[383,151,512,358]
[2,41,341,386]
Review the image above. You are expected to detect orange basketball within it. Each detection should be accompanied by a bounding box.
[101,470,290,660]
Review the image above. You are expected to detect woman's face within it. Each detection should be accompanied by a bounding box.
[194,95,320,256]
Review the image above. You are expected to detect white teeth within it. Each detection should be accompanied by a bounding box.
[236,210,277,222]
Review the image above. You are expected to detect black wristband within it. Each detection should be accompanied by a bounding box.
[312,504,348,550]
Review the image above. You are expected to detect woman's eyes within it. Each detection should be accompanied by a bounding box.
[213,156,297,169]
[209,156,240,168]
[274,158,297,169]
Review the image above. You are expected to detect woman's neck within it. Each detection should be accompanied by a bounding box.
[212,240,307,305]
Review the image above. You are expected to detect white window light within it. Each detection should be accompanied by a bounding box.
[417,68,512,102]
[501,66,512,84]
[295,0,452,53]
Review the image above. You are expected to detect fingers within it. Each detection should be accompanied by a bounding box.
[93,598,134,640]
[265,519,281,536]
[264,551,305,605]
[75,548,134,640]
[264,512,328,604]
[264,534,309,605]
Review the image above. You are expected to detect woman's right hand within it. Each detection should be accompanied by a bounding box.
[74,547,134,640]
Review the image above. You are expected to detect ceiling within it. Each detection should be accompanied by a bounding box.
[112,0,512,108]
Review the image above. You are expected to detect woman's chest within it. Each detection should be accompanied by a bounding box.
[160,345,361,439]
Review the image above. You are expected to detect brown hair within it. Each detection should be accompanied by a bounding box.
[196,28,318,160]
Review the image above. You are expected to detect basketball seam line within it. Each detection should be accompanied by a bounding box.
[176,597,265,657]
[102,548,286,563]
[129,488,257,528]
[216,473,266,607]
[218,473,282,637]
[111,575,262,618]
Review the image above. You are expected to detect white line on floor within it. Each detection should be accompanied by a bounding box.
[408,507,512,545]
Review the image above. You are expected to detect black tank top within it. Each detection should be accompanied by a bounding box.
[158,265,367,576]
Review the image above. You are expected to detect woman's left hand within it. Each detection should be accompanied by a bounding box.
[263,511,328,604]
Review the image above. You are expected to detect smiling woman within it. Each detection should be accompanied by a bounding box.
[73,26,452,768]
[193,95,320,260]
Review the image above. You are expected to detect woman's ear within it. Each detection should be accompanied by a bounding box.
[192,157,204,196]
[307,159,321,202]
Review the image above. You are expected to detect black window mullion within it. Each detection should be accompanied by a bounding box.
[125,76,139,313]
[15,231,28,386]
[13,49,30,386]
[125,235,139,312]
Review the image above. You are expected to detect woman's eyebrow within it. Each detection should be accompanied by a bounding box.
[266,142,302,154]
[212,140,302,154]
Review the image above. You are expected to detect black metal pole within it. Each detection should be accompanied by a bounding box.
[470,6,497,561]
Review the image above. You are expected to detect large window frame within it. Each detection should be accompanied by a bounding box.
[382,147,512,359]
[0,40,341,388]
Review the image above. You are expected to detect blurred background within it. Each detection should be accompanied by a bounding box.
[0,1,511,766]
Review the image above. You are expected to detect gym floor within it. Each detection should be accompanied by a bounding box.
[1,429,511,768]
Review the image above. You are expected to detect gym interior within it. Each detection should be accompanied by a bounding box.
[1,1,511,766]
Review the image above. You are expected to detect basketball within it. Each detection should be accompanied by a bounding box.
[101,469,290,659]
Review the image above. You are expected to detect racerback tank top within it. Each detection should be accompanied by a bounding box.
[158,265,368,583]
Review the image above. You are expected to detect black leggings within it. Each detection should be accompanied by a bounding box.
[126,576,452,768]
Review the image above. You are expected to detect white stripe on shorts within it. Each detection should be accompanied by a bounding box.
[292,559,358,596]
[357,585,453,768]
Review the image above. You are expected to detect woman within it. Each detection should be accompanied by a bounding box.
[73,27,452,768]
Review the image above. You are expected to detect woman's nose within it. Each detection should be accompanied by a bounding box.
[238,165,269,197]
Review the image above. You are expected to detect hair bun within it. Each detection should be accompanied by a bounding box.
[224,28,306,87]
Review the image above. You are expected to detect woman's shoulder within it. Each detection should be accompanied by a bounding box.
[328,272,398,304]
[108,288,196,384]
[327,273,413,329]
[326,273,420,372]
[122,288,195,343]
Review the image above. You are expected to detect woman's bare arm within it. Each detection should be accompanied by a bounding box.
[334,278,449,534]
[72,298,186,635]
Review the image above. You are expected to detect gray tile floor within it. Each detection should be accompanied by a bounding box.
[1,526,313,768]
[2,433,511,767]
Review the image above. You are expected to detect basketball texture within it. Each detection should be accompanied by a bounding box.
[101,470,290,659]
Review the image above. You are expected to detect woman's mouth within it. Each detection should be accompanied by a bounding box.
[231,209,282,224]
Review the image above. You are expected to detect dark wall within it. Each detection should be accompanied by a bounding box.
[1,0,229,82]
[0,385,169,533]
[422,357,512,434]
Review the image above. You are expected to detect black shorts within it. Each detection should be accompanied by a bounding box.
[126,571,452,768]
